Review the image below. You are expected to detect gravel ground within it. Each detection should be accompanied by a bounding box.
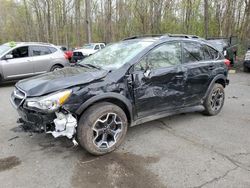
[0,72,250,188]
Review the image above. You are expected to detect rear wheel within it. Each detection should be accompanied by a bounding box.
[50,65,63,71]
[203,83,225,116]
[77,102,128,155]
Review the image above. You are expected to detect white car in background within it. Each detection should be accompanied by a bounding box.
[72,43,105,63]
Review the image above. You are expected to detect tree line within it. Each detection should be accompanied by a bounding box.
[0,0,249,52]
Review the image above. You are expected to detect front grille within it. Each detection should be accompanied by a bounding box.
[10,87,26,108]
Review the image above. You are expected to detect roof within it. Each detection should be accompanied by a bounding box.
[4,41,55,48]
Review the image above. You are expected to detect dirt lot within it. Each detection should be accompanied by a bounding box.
[0,72,250,188]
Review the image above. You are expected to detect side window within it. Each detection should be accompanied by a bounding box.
[100,44,105,49]
[207,46,219,60]
[136,42,182,70]
[49,47,57,53]
[183,42,204,62]
[202,45,212,60]
[73,52,84,57]
[10,46,29,58]
[31,46,52,56]
[94,45,100,50]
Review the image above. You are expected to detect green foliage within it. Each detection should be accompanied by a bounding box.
[0,0,248,48]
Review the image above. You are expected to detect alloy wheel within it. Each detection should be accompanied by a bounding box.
[92,113,123,149]
[210,88,224,111]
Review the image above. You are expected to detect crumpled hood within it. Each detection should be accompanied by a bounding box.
[16,67,109,96]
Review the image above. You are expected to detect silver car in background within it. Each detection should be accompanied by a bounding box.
[0,42,70,83]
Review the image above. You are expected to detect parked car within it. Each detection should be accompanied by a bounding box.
[56,45,73,62]
[0,42,69,83]
[11,35,229,155]
[243,48,250,72]
[72,43,105,63]
[207,36,238,66]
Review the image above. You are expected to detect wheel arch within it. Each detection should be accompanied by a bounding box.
[204,74,227,100]
[50,63,64,71]
[75,93,133,125]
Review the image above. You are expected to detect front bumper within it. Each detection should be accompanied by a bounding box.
[10,88,55,132]
[16,106,55,132]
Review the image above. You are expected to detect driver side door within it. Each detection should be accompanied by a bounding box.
[131,42,186,118]
[2,46,33,80]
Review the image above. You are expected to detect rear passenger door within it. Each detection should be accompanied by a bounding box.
[30,45,53,74]
[181,41,218,106]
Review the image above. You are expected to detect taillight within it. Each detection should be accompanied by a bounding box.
[224,59,231,68]
[64,53,69,59]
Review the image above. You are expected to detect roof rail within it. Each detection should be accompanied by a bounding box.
[167,34,199,39]
[122,34,165,41]
[122,34,201,41]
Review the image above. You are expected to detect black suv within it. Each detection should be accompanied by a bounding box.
[11,35,229,155]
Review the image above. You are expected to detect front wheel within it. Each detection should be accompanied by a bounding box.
[203,83,225,116]
[77,102,128,155]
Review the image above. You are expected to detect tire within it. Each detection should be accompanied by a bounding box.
[77,102,128,155]
[243,66,250,72]
[50,65,63,71]
[203,83,225,116]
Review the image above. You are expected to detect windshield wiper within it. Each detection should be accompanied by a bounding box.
[75,62,102,70]
[84,63,102,70]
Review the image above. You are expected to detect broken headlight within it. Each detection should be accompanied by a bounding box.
[26,90,72,112]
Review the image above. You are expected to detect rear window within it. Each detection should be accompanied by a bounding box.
[31,46,52,56]
[73,52,84,57]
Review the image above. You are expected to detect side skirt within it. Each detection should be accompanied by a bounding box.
[131,105,204,127]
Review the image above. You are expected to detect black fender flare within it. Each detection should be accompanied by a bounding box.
[203,74,228,100]
[75,92,133,121]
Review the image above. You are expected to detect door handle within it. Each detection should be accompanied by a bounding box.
[175,75,184,79]
[208,65,215,70]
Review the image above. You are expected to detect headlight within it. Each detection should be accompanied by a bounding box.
[26,90,72,112]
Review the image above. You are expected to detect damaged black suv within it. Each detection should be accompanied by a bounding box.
[11,35,229,155]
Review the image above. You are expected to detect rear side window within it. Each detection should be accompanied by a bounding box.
[11,46,29,58]
[183,42,204,62]
[183,42,217,62]
[207,46,219,59]
[31,46,52,56]
[100,44,105,49]
[49,47,57,53]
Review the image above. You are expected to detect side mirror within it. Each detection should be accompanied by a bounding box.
[5,54,13,60]
[143,69,151,78]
